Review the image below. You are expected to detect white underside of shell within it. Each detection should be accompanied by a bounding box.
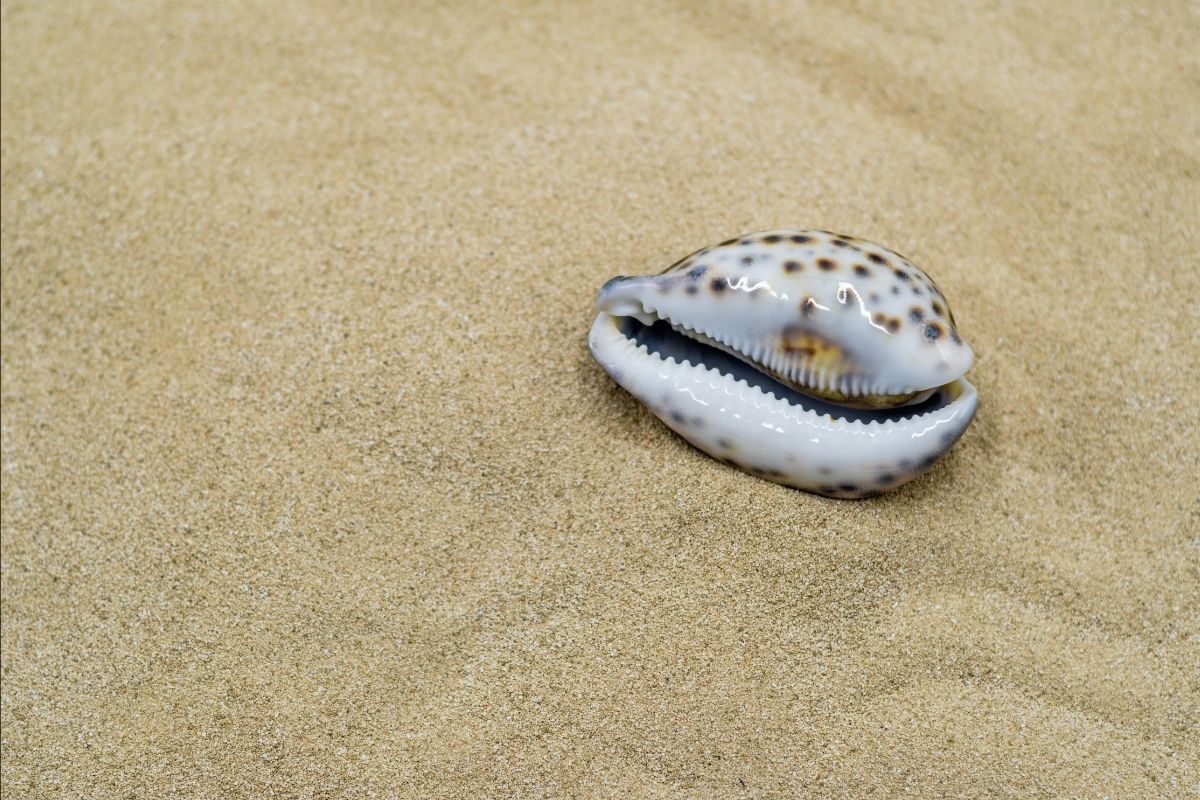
[589,312,978,498]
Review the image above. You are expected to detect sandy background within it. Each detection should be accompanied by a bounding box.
[2,1,1198,797]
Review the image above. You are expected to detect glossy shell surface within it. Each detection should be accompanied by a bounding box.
[588,229,978,498]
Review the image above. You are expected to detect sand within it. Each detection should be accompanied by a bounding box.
[2,1,1198,797]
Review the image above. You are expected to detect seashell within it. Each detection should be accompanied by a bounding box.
[587,229,978,498]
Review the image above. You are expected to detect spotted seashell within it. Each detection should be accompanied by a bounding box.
[587,229,978,499]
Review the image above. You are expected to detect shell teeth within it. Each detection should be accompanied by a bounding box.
[601,311,971,428]
[629,303,902,401]
[633,334,965,427]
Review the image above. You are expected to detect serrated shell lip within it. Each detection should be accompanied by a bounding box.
[596,293,937,401]
[589,311,976,430]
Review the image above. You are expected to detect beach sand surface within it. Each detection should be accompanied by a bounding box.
[2,1,1198,796]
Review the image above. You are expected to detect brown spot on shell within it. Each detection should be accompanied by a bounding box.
[784,260,803,273]
[909,307,925,322]
[893,269,911,282]
[762,234,782,244]
[780,327,844,364]
[867,252,888,265]
[711,278,726,292]
[817,258,836,271]
[853,264,870,277]
[923,322,944,341]
[789,234,812,244]
[885,317,901,334]
[931,300,946,317]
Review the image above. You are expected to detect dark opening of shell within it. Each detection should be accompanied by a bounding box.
[614,316,960,425]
